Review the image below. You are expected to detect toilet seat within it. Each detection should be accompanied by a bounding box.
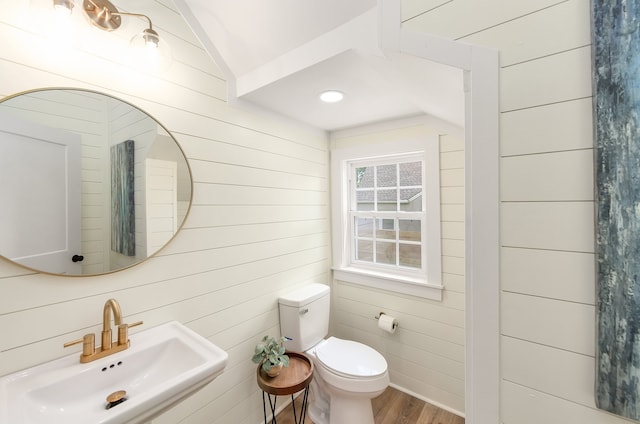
[315,337,387,379]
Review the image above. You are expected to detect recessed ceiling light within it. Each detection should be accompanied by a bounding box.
[319,90,344,103]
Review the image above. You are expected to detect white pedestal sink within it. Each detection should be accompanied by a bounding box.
[0,321,228,424]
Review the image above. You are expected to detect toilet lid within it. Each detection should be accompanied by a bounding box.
[315,337,387,378]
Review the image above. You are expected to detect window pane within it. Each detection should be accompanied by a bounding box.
[348,155,430,278]
[356,190,374,211]
[376,241,396,265]
[376,218,395,240]
[377,189,397,211]
[399,161,421,186]
[377,164,397,187]
[399,243,421,268]
[355,217,373,237]
[399,220,421,241]
[356,239,373,262]
[400,188,422,211]
[355,166,373,188]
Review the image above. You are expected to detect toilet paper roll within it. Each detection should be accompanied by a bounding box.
[378,313,398,334]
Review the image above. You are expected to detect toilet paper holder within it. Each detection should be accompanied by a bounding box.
[374,312,398,331]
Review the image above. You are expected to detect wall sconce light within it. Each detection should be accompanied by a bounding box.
[52,0,171,68]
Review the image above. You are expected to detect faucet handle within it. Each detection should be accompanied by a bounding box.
[117,321,143,346]
[129,320,144,329]
[63,338,82,348]
[64,333,96,357]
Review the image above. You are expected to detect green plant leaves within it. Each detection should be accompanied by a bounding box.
[251,335,290,371]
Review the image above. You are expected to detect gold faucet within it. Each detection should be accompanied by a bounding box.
[64,298,143,363]
[102,298,122,350]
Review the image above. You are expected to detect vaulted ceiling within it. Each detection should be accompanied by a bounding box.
[174,0,464,132]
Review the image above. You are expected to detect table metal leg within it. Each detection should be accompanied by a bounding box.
[262,391,278,424]
[290,387,310,424]
[300,387,309,423]
[262,391,267,423]
[262,386,310,424]
[291,394,297,421]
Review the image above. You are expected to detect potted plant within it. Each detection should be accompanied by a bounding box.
[252,335,290,377]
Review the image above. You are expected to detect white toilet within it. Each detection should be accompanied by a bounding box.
[279,283,389,424]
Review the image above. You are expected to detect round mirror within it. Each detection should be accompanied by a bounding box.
[0,88,192,276]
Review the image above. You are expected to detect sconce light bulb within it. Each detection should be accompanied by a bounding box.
[129,25,171,71]
[142,28,160,49]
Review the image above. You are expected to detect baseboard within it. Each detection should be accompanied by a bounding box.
[388,383,465,419]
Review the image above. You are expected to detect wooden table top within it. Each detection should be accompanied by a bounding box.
[256,352,314,396]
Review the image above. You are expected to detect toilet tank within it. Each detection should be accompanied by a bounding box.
[279,283,330,352]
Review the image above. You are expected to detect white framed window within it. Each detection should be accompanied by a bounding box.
[350,155,425,269]
[331,132,443,300]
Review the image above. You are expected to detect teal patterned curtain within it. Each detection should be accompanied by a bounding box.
[110,139,135,256]
[594,0,640,420]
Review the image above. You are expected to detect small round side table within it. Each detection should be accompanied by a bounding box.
[256,352,314,424]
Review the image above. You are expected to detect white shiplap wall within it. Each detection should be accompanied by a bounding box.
[331,121,466,414]
[0,1,329,424]
[403,0,627,423]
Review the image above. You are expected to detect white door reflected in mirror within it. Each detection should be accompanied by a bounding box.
[0,88,192,276]
[0,112,82,274]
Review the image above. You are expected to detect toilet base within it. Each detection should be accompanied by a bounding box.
[308,375,382,424]
[330,395,375,424]
[308,393,376,424]
[308,378,330,424]
[308,405,328,424]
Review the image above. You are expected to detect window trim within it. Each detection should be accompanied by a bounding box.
[331,132,443,300]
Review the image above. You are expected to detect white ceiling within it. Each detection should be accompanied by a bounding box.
[174,0,464,132]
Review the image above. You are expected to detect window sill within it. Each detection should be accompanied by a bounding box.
[332,267,443,301]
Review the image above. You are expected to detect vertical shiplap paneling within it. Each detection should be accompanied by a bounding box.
[331,122,465,415]
[403,0,609,422]
[0,1,329,424]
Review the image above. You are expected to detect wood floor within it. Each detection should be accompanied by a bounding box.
[274,386,464,424]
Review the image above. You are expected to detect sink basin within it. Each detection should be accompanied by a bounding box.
[0,321,228,424]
